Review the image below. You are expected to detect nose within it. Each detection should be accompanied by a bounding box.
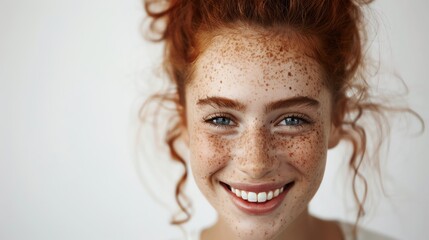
[235,126,278,179]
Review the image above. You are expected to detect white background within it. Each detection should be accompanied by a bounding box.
[0,0,428,239]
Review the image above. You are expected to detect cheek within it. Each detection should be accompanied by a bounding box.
[189,126,232,181]
[275,125,328,179]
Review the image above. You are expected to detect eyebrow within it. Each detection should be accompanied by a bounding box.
[265,96,320,112]
[197,96,246,111]
[196,96,319,112]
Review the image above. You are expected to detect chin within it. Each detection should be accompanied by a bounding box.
[227,218,288,240]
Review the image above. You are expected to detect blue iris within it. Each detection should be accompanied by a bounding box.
[212,117,231,126]
[282,117,302,126]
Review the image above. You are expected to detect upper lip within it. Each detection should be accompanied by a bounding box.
[222,181,293,193]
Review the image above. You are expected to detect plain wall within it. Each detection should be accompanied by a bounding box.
[0,0,428,239]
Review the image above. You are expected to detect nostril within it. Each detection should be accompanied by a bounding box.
[237,168,274,180]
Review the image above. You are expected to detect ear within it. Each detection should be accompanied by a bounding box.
[328,123,341,149]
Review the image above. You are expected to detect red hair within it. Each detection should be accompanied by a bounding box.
[141,0,423,233]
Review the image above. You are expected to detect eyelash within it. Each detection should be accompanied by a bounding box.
[276,113,312,127]
[204,113,236,128]
[203,113,312,129]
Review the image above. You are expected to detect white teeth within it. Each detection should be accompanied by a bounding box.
[241,191,248,200]
[230,185,286,203]
[267,191,273,200]
[257,192,267,203]
[274,189,279,197]
[247,192,257,202]
[235,189,241,197]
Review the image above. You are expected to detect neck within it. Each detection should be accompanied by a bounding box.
[273,208,316,240]
[202,208,321,240]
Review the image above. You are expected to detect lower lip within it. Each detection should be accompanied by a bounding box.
[225,184,292,215]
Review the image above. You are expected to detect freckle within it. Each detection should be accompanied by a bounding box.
[288,72,292,76]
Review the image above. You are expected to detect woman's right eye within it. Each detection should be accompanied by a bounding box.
[209,117,232,126]
[205,115,235,127]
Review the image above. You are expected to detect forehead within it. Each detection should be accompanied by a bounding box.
[199,28,316,63]
[189,29,327,101]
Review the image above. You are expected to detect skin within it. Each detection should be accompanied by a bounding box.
[183,27,342,240]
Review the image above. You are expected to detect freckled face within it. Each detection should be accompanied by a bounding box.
[185,30,335,240]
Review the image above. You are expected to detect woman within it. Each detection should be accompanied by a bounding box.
[141,0,421,239]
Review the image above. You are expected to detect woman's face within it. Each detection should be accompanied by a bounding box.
[185,28,338,240]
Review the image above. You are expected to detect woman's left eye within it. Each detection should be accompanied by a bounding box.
[278,116,308,126]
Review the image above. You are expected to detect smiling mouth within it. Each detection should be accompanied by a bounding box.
[221,182,295,203]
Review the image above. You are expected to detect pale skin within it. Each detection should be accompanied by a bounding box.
[182,27,343,240]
